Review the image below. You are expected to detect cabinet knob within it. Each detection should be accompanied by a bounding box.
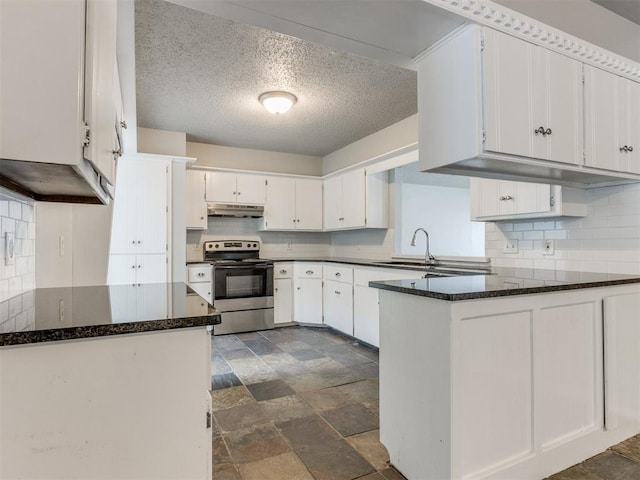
[296,219,300,223]
[137,240,141,244]
[293,219,296,223]
[544,128,552,136]
[335,290,341,295]
[306,270,314,274]
[275,287,278,292]
[137,265,141,269]
[237,192,241,195]
[132,240,136,244]
[335,272,341,278]
[200,216,204,220]
[279,269,287,274]
[629,146,634,152]
[297,287,301,290]
[197,272,204,277]
[339,217,344,221]
[499,195,513,201]
[233,191,237,195]
[131,265,135,269]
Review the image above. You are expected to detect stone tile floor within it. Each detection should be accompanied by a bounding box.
[211,326,640,480]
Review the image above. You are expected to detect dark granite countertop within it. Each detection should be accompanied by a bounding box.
[0,283,221,347]
[369,267,640,301]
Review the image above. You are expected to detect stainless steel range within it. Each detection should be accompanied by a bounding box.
[204,240,273,335]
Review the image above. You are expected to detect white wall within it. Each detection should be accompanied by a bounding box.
[187,142,323,176]
[138,127,187,156]
[322,114,417,175]
[398,183,484,257]
[0,188,36,302]
[486,183,640,274]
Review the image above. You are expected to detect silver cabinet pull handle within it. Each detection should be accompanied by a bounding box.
[197,272,204,277]
[279,269,287,274]
[306,270,314,274]
[499,195,512,201]
[335,290,341,295]
[620,145,634,152]
[335,272,341,278]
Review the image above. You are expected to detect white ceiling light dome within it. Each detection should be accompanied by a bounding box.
[259,91,297,114]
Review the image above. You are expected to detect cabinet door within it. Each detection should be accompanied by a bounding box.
[274,278,293,324]
[83,0,118,184]
[324,280,353,336]
[341,169,366,228]
[186,170,207,230]
[205,171,237,203]
[137,160,168,254]
[620,78,640,174]
[109,159,137,254]
[138,281,169,319]
[264,176,296,230]
[294,278,323,325]
[353,285,380,347]
[295,178,323,230]
[236,174,266,205]
[323,175,343,230]
[533,48,583,165]
[512,182,551,216]
[136,254,167,284]
[603,292,640,431]
[483,28,534,159]
[107,254,137,285]
[585,65,620,172]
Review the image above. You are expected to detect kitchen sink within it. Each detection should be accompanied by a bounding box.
[372,261,489,277]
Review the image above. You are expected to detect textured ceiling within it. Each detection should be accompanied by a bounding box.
[135,0,418,157]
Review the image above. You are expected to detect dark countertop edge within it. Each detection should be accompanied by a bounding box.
[0,316,218,348]
[370,277,640,301]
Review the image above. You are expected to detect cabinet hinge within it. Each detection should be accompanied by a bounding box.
[482,130,486,143]
[550,195,555,207]
[166,242,168,251]
[82,122,91,146]
[206,411,212,429]
[166,165,169,173]
[582,70,585,84]
[480,32,485,52]
[166,205,169,213]
[265,179,268,186]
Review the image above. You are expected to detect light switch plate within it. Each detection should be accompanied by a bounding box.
[5,232,15,266]
[503,238,519,254]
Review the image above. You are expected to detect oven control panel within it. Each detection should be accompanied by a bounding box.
[204,241,260,252]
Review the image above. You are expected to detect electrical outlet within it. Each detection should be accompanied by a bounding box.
[503,238,519,254]
[543,239,555,255]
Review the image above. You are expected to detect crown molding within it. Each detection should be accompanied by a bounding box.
[421,0,640,81]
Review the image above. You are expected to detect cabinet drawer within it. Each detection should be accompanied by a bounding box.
[274,262,293,279]
[294,263,323,279]
[323,264,353,283]
[353,267,422,286]
[187,264,212,283]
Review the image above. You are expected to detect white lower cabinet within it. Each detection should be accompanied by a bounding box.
[293,263,323,325]
[323,264,354,336]
[108,254,167,285]
[603,292,640,432]
[186,263,213,304]
[274,263,294,325]
[353,267,423,348]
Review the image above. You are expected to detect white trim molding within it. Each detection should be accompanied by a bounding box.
[421,0,640,80]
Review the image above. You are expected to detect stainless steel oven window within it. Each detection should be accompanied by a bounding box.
[214,265,274,300]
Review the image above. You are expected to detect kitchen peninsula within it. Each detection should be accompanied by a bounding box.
[371,269,640,480]
[0,283,220,480]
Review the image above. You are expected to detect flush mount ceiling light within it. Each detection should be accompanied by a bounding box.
[259,91,297,115]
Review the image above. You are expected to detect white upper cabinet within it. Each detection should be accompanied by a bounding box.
[205,171,266,205]
[585,65,640,174]
[110,158,168,255]
[186,170,207,230]
[0,0,119,203]
[484,28,583,166]
[263,177,322,231]
[323,168,388,231]
[470,179,586,221]
[418,24,640,186]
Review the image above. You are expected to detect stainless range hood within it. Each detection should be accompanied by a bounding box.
[207,203,264,217]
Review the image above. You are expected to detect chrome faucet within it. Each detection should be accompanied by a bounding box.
[410,228,435,266]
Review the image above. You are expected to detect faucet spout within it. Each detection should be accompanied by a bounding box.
[410,228,436,266]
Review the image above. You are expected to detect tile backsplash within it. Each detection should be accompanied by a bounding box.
[186,217,331,261]
[0,188,36,302]
[486,182,640,275]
